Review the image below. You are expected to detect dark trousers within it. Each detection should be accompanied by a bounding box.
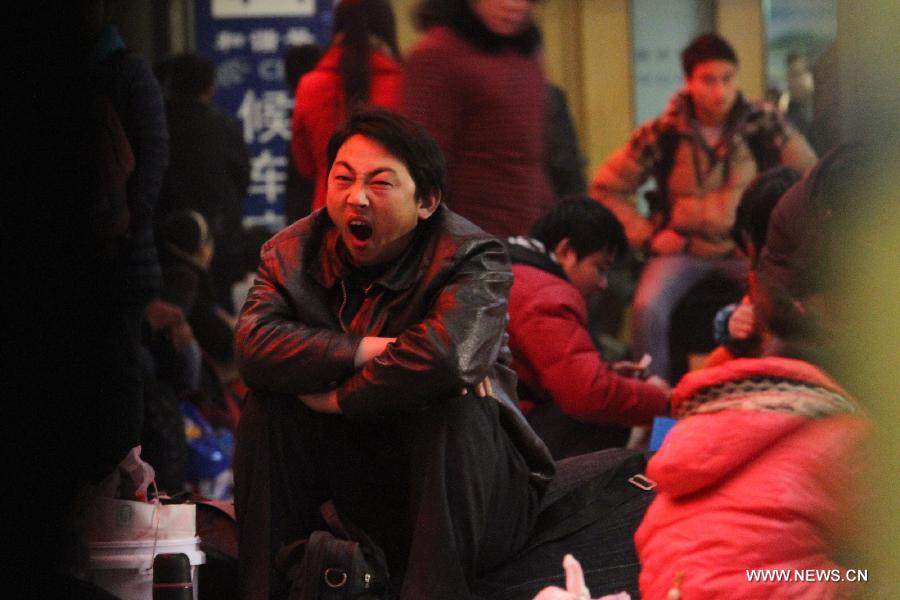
[233,393,541,600]
[527,402,629,460]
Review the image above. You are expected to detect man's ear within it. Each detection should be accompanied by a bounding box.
[554,238,576,267]
[416,192,441,220]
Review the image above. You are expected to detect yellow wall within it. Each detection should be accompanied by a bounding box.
[716,0,766,101]
[574,0,633,173]
[394,0,419,54]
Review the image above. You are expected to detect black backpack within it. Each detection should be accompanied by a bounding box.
[277,501,391,600]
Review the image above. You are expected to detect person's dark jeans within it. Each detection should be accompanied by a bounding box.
[233,392,541,600]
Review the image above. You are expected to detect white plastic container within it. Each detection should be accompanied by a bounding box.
[89,536,206,600]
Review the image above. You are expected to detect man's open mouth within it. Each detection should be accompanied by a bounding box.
[348,220,373,242]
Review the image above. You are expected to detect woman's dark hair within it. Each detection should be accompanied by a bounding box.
[530,197,628,261]
[326,108,446,202]
[756,143,865,360]
[731,166,802,263]
[334,0,400,109]
[414,0,541,55]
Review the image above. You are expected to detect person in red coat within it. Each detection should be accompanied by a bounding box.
[291,0,402,214]
[506,198,670,458]
[635,146,868,599]
[403,0,555,236]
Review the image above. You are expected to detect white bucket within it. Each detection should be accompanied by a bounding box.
[89,536,206,600]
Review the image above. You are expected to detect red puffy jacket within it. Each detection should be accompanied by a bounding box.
[636,357,866,599]
[508,262,667,425]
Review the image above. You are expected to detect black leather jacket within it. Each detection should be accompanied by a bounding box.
[236,206,554,491]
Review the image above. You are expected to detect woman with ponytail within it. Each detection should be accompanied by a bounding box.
[290,0,402,216]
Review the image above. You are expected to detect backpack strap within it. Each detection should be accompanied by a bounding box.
[520,451,653,554]
[646,132,680,228]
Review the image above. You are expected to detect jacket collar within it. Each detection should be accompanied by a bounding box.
[660,89,754,138]
[504,236,568,281]
[671,356,859,419]
[306,207,441,293]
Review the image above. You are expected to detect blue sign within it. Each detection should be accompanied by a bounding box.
[194,0,334,230]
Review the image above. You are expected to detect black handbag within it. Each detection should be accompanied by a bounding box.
[277,501,390,600]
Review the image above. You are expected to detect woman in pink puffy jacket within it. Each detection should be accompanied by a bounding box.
[636,147,868,599]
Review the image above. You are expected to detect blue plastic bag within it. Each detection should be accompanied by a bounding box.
[181,401,234,481]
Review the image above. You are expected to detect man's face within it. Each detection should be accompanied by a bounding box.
[685,59,739,125]
[557,244,616,302]
[326,134,438,267]
[469,0,535,37]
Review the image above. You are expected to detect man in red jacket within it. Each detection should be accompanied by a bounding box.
[506,198,670,458]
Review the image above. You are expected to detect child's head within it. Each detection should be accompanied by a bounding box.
[530,197,628,300]
[161,209,214,268]
[732,166,802,265]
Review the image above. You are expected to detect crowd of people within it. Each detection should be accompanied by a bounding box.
[13,0,886,598]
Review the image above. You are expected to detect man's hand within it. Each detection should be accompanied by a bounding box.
[145,299,186,331]
[298,389,341,414]
[168,320,195,353]
[646,375,671,395]
[610,354,652,380]
[727,304,756,340]
[461,376,493,398]
[354,336,397,369]
[145,300,194,352]
[624,217,655,252]
[649,228,687,256]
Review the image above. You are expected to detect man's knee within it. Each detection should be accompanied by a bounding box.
[632,292,675,333]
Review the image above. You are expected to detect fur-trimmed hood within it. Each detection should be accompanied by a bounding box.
[650,357,859,498]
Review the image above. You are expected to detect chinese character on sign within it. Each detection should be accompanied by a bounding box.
[215,30,247,52]
[257,58,285,83]
[237,90,293,144]
[217,58,252,88]
[250,28,280,53]
[249,149,288,204]
[283,27,316,47]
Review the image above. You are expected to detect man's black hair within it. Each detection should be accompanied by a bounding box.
[731,166,802,262]
[326,107,445,202]
[167,53,216,99]
[530,196,628,260]
[681,33,738,77]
